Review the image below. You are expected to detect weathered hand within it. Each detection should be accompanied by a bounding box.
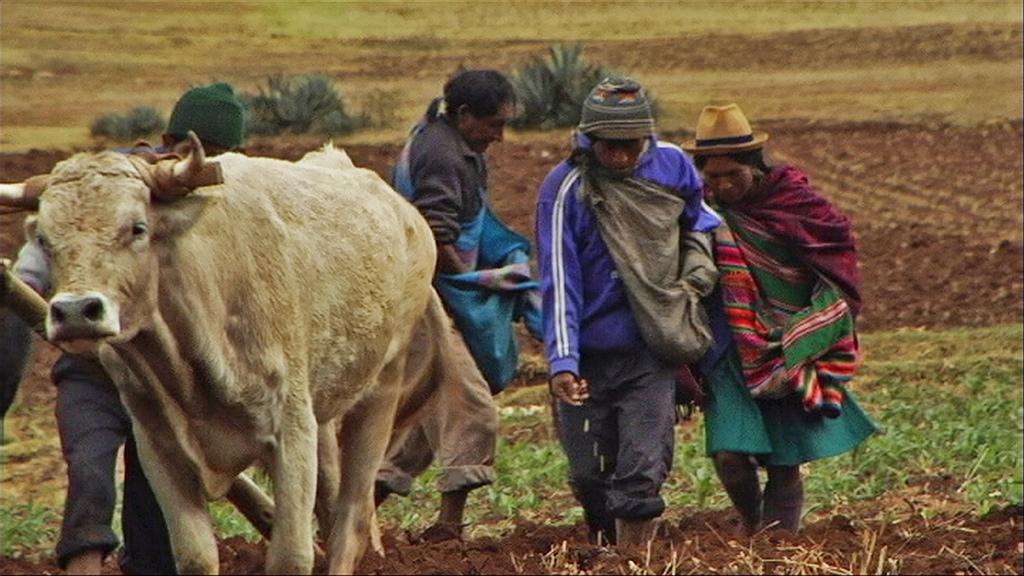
[550,371,589,405]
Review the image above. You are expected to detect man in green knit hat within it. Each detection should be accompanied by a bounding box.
[162,81,247,155]
[0,82,246,575]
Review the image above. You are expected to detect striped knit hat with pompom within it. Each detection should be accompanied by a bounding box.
[577,77,655,140]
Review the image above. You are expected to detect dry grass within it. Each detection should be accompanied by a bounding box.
[254,0,1020,40]
[1,1,1020,151]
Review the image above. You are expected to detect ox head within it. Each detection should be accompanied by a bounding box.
[9,132,222,351]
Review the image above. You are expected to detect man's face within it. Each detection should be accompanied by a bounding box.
[592,137,646,177]
[701,156,756,204]
[456,102,515,153]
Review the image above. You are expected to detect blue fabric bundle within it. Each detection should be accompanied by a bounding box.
[436,208,542,394]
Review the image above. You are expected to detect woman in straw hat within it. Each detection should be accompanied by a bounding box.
[536,78,721,547]
[681,103,879,537]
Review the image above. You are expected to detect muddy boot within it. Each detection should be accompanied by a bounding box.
[418,523,462,544]
[583,505,616,545]
[763,465,803,532]
[713,451,763,537]
[615,517,656,549]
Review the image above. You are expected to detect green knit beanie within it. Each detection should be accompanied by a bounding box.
[577,77,655,140]
[166,83,245,149]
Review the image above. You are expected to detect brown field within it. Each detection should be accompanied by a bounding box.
[1,2,1022,574]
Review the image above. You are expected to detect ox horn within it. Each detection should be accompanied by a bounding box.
[0,174,50,210]
[129,131,224,201]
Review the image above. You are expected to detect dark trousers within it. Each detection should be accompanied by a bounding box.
[555,347,677,540]
[0,309,34,419]
[53,353,176,575]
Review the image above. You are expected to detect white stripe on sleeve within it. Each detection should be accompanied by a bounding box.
[551,168,580,359]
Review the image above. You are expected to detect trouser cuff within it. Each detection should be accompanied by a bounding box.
[56,525,119,570]
[607,492,665,520]
[437,464,496,493]
[375,468,415,497]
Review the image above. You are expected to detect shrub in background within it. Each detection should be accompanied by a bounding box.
[89,105,165,144]
[510,44,616,131]
[89,75,371,144]
[240,74,361,137]
[510,44,660,131]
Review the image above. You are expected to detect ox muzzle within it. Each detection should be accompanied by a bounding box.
[47,291,120,343]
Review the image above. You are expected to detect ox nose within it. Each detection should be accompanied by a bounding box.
[47,292,120,341]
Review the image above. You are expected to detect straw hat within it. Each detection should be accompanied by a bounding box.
[680,103,768,156]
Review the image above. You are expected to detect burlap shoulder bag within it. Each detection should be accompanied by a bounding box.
[582,166,718,366]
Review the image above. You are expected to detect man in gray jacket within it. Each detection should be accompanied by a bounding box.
[377,69,520,543]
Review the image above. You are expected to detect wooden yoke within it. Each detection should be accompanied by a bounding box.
[1,259,48,337]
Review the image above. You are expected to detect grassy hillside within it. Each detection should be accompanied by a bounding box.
[1,0,1020,151]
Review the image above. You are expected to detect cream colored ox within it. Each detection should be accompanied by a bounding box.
[8,133,437,574]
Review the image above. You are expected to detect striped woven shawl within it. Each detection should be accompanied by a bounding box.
[716,212,859,417]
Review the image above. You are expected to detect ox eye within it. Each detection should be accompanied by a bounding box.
[131,222,149,237]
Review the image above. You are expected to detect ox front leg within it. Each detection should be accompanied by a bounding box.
[328,359,405,574]
[315,419,341,544]
[267,399,318,575]
[133,426,220,574]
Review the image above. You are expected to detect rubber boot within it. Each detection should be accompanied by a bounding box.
[763,465,803,532]
[615,517,655,549]
[713,451,763,537]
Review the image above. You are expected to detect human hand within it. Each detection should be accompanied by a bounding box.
[437,244,471,275]
[549,371,589,405]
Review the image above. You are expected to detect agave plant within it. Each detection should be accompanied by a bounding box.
[510,44,615,130]
[242,74,359,136]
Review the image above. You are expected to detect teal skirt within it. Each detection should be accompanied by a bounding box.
[703,348,879,466]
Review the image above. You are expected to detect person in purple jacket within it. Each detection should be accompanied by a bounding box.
[535,77,721,547]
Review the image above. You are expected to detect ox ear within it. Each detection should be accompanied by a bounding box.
[151,195,214,241]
